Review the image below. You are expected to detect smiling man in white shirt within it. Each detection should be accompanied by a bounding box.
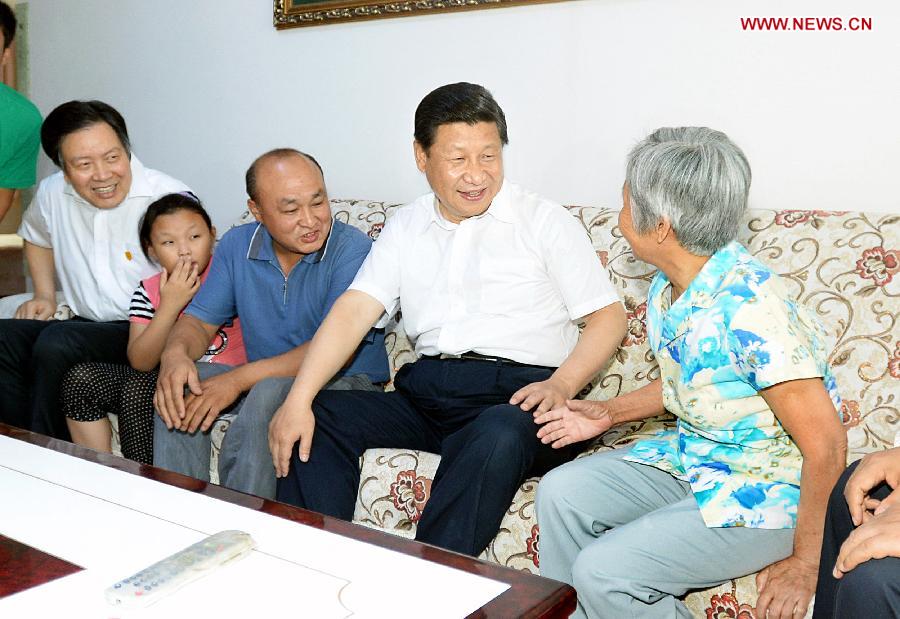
[270,82,627,556]
[0,100,188,438]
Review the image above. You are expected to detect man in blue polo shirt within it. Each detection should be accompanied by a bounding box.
[152,148,389,499]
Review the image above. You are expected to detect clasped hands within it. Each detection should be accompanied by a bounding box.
[154,355,242,433]
[834,448,900,579]
[512,377,613,447]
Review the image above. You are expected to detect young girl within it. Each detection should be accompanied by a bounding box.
[62,192,246,463]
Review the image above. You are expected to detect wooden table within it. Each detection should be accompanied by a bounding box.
[0,423,575,617]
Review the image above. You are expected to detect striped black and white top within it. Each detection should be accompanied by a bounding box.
[129,282,155,321]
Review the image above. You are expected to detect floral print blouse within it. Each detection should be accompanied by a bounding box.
[625,241,842,529]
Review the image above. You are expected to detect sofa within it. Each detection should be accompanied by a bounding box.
[113,199,897,617]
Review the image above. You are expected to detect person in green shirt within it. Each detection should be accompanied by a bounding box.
[0,1,42,224]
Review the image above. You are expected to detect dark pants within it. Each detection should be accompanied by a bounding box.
[0,318,130,439]
[814,460,900,618]
[276,357,580,556]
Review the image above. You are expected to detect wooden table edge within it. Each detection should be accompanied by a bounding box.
[0,423,576,618]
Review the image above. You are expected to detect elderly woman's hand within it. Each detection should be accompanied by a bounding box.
[754,554,817,619]
[533,399,614,448]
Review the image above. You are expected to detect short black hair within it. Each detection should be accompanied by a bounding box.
[0,2,16,50]
[245,148,324,202]
[414,82,509,151]
[138,192,212,261]
[40,100,131,168]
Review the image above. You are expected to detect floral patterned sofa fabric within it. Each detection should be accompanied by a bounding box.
[114,200,896,618]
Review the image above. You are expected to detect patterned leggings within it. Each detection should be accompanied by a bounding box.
[61,363,159,464]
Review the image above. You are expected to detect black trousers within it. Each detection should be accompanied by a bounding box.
[813,460,900,618]
[0,318,130,439]
[276,357,580,556]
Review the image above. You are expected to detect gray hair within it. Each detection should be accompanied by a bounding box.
[625,127,751,256]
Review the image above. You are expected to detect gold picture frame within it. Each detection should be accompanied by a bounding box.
[274,0,573,29]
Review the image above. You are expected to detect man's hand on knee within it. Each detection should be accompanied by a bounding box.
[509,376,573,414]
[155,353,203,429]
[183,371,243,433]
[14,297,56,321]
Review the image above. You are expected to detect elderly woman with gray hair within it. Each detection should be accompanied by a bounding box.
[534,127,847,619]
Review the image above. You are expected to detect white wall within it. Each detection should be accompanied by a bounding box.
[22,0,900,227]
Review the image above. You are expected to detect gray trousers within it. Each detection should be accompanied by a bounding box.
[152,362,379,499]
[536,448,795,619]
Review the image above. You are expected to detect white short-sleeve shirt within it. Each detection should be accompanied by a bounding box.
[18,156,189,322]
[350,180,621,367]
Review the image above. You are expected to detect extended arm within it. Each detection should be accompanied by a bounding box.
[269,289,385,476]
[535,379,665,448]
[510,301,627,413]
[15,242,56,320]
[754,378,847,619]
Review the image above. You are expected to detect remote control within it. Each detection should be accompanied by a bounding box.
[104,530,255,608]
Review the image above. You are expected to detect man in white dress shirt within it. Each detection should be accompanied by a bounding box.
[0,100,189,438]
[270,82,627,556]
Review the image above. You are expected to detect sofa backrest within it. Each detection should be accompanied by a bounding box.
[573,205,899,462]
[231,201,899,461]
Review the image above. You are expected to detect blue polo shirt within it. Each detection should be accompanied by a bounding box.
[186,220,390,383]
